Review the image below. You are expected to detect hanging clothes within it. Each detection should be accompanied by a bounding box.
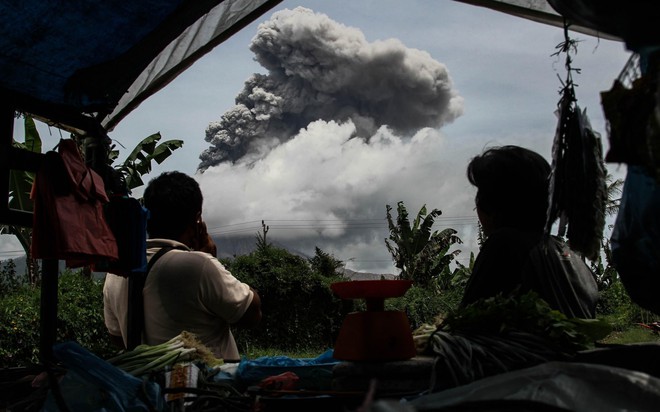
[610,166,660,313]
[607,51,660,314]
[31,138,118,267]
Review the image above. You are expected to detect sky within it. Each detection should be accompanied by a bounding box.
[3,0,633,274]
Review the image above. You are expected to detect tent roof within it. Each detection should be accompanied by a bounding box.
[0,0,282,135]
[456,0,660,51]
[4,0,657,137]
[454,0,620,42]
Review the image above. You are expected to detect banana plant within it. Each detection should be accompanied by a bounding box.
[0,115,41,283]
[385,201,462,287]
[109,132,183,191]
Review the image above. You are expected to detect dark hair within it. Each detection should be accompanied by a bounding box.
[467,145,550,231]
[143,171,203,239]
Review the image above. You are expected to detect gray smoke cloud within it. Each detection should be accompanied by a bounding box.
[198,6,463,170]
[197,121,483,274]
[196,7,477,274]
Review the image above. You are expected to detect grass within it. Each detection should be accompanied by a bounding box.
[241,346,330,360]
[600,327,660,345]
[240,325,660,360]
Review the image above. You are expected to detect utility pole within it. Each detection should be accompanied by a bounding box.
[262,220,269,245]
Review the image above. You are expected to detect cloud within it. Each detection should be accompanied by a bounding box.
[194,7,471,273]
[197,119,480,273]
[198,6,463,171]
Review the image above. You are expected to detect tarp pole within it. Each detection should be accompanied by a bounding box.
[0,105,40,226]
[0,101,12,223]
[40,259,59,364]
[127,274,145,350]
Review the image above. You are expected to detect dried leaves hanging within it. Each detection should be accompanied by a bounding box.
[545,23,608,261]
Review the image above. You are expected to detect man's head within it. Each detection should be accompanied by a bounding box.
[467,145,550,235]
[143,171,203,240]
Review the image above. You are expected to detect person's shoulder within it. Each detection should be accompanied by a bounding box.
[165,249,219,265]
[147,238,190,250]
[490,227,542,243]
[481,227,542,257]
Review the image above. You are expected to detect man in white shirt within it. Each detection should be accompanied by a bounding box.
[103,171,261,361]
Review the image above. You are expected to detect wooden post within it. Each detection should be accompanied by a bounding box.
[0,103,11,218]
[39,259,59,364]
[1,103,57,365]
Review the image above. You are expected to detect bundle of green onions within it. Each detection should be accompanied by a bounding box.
[107,331,222,376]
[412,323,438,354]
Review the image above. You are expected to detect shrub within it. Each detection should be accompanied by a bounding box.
[0,284,40,367]
[0,270,115,367]
[57,271,116,358]
[387,285,462,330]
[1,260,25,297]
[596,271,657,331]
[222,242,462,354]
[223,245,351,353]
[308,247,344,278]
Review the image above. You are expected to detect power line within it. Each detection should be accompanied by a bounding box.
[209,216,479,236]
[210,216,476,227]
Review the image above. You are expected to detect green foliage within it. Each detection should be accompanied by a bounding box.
[109,132,184,190]
[597,273,631,317]
[590,237,654,331]
[1,260,24,297]
[8,115,40,214]
[604,174,623,218]
[476,222,486,248]
[255,221,270,253]
[601,327,660,345]
[443,292,610,352]
[0,284,40,367]
[597,277,655,332]
[387,285,462,330]
[243,346,324,360]
[309,247,344,277]
[420,292,612,390]
[436,251,474,292]
[1,115,42,284]
[57,271,116,358]
[385,201,462,287]
[0,270,116,367]
[223,245,349,354]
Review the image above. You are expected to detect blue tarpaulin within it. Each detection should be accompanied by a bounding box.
[0,0,282,133]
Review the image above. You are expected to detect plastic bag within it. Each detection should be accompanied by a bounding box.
[235,349,337,390]
[41,341,163,411]
[404,361,660,412]
[524,236,599,319]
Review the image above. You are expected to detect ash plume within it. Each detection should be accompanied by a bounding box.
[198,7,463,171]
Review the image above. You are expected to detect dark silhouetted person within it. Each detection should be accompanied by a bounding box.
[461,145,598,318]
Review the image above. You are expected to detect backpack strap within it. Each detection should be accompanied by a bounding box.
[146,246,175,274]
[126,246,176,349]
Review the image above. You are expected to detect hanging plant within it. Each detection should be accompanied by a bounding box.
[545,22,608,261]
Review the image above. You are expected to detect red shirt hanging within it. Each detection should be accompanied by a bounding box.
[31,139,118,267]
